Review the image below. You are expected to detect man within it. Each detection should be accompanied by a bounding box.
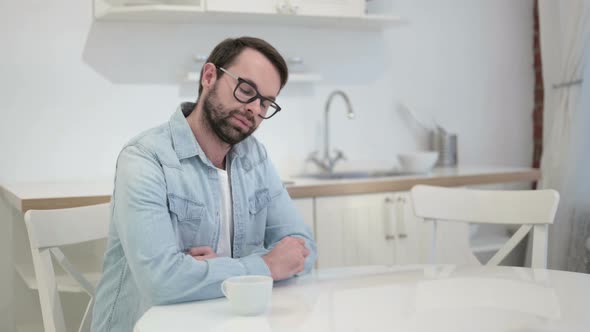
[92,37,317,332]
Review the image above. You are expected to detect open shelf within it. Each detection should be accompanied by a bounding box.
[94,2,403,29]
[185,71,322,83]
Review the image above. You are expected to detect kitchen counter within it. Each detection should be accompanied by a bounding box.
[287,166,539,198]
[0,166,540,213]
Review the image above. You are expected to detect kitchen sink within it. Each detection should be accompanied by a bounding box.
[298,170,413,180]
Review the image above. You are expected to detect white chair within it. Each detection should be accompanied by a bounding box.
[24,203,111,332]
[410,185,559,269]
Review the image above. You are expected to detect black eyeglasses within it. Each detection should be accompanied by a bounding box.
[216,66,282,119]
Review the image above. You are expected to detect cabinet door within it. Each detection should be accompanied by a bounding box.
[291,0,365,17]
[206,0,277,14]
[315,193,396,268]
[292,198,315,238]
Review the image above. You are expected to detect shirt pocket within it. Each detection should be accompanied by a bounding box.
[168,194,206,249]
[247,188,272,246]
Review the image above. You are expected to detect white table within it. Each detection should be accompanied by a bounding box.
[135,265,590,332]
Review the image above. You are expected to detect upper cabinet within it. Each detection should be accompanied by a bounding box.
[94,0,402,29]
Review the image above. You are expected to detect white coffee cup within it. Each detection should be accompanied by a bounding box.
[221,275,273,316]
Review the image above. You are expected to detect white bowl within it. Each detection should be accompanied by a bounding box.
[397,151,439,173]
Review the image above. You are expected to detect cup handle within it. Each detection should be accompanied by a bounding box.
[221,280,229,298]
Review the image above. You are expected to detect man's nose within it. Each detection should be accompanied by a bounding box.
[245,97,264,117]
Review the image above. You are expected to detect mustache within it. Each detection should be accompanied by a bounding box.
[226,110,255,127]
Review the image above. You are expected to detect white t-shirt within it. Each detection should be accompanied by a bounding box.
[216,167,234,257]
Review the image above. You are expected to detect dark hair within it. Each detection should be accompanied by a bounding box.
[197,37,289,98]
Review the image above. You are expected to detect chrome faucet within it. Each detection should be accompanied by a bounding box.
[307,90,355,174]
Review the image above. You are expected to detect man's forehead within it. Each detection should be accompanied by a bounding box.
[229,50,281,96]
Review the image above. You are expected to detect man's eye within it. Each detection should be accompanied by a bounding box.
[239,85,255,95]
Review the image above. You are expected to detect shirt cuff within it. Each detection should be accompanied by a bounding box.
[239,254,271,277]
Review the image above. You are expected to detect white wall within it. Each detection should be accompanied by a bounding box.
[0,1,534,330]
[0,0,534,183]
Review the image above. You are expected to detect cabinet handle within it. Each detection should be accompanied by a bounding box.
[396,195,408,239]
[383,197,395,241]
[384,197,397,241]
[385,233,407,240]
[385,233,408,240]
[384,197,408,240]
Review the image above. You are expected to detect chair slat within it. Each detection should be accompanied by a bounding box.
[411,185,559,225]
[26,203,110,249]
[50,248,96,296]
[487,224,532,266]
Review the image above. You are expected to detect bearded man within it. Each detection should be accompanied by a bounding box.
[92,37,316,332]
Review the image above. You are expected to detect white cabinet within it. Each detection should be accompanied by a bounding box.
[116,0,366,16]
[94,0,402,28]
[315,192,394,268]
[313,191,475,269]
[314,192,432,268]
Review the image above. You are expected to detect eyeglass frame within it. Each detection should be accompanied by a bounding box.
[215,65,282,119]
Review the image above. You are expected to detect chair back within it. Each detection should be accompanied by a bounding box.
[24,203,111,332]
[410,185,559,268]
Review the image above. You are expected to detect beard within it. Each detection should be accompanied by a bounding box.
[202,86,257,145]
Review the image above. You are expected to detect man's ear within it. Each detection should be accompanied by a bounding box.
[200,63,218,91]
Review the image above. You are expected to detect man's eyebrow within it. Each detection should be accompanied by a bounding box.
[241,77,258,89]
[241,76,277,101]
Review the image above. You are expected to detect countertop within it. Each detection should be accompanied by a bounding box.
[286,166,540,198]
[0,166,540,213]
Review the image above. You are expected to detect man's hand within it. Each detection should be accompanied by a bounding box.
[262,236,310,281]
[185,246,218,261]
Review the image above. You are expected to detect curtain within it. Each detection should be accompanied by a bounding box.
[565,58,590,272]
[538,0,590,271]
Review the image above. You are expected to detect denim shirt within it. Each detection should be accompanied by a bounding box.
[92,104,317,332]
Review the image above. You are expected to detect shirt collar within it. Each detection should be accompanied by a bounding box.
[169,103,203,160]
